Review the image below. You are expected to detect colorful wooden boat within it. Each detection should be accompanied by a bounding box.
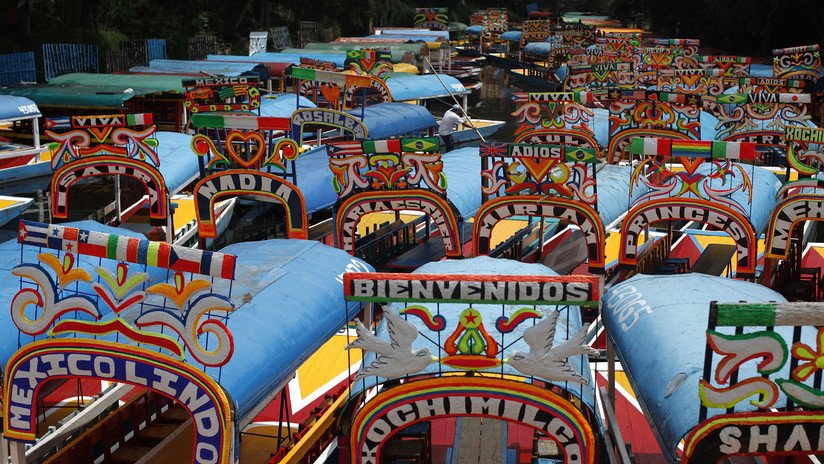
[0,95,49,192]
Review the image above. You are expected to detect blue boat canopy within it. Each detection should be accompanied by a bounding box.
[441,146,482,219]
[596,164,647,227]
[384,72,469,101]
[466,25,483,36]
[154,132,201,195]
[603,274,798,461]
[695,163,780,235]
[348,102,436,139]
[353,256,596,411]
[294,145,339,214]
[188,239,373,424]
[523,41,556,57]
[591,108,722,146]
[259,93,316,117]
[0,95,40,121]
[500,30,522,42]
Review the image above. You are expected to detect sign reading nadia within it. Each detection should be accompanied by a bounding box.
[344,273,599,305]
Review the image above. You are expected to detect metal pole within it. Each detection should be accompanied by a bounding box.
[114,175,122,224]
[423,58,485,142]
[166,197,173,244]
[32,120,41,162]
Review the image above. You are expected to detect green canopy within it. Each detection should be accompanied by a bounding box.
[0,73,186,108]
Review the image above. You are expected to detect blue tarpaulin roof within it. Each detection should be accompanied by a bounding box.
[296,142,476,216]
[353,256,596,411]
[348,102,436,139]
[523,41,556,57]
[441,146,482,218]
[130,59,262,77]
[384,72,468,101]
[154,132,201,195]
[501,30,522,42]
[194,239,372,423]
[293,145,338,214]
[0,95,40,121]
[466,25,482,36]
[259,93,316,117]
[596,164,645,226]
[603,274,798,461]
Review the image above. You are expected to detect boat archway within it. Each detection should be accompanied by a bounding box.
[473,195,605,272]
[619,197,757,277]
[194,170,308,239]
[349,376,595,464]
[3,339,234,464]
[51,156,167,220]
[335,190,461,258]
[765,194,824,259]
[343,75,393,109]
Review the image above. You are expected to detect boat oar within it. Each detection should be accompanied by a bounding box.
[423,57,486,142]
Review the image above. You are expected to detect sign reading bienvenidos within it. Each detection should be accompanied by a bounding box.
[344,272,600,305]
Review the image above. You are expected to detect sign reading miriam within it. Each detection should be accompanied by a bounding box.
[344,272,600,305]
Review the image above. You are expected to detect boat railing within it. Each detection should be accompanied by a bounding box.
[354,216,427,266]
[38,389,176,464]
[489,220,547,262]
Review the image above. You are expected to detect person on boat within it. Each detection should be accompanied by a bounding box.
[439,104,466,153]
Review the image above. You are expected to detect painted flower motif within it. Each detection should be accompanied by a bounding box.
[791,328,824,381]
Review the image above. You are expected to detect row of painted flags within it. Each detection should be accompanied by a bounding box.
[190,113,290,130]
[18,220,236,280]
[630,137,757,160]
[328,137,441,155]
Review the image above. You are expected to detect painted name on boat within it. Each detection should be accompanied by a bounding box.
[359,395,584,464]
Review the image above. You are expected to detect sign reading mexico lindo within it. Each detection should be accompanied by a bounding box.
[4,341,232,464]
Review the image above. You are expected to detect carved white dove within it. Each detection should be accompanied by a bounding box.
[508,311,598,385]
[347,309,435,381]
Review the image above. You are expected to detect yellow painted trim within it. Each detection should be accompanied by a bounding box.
[279,387,351,464]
